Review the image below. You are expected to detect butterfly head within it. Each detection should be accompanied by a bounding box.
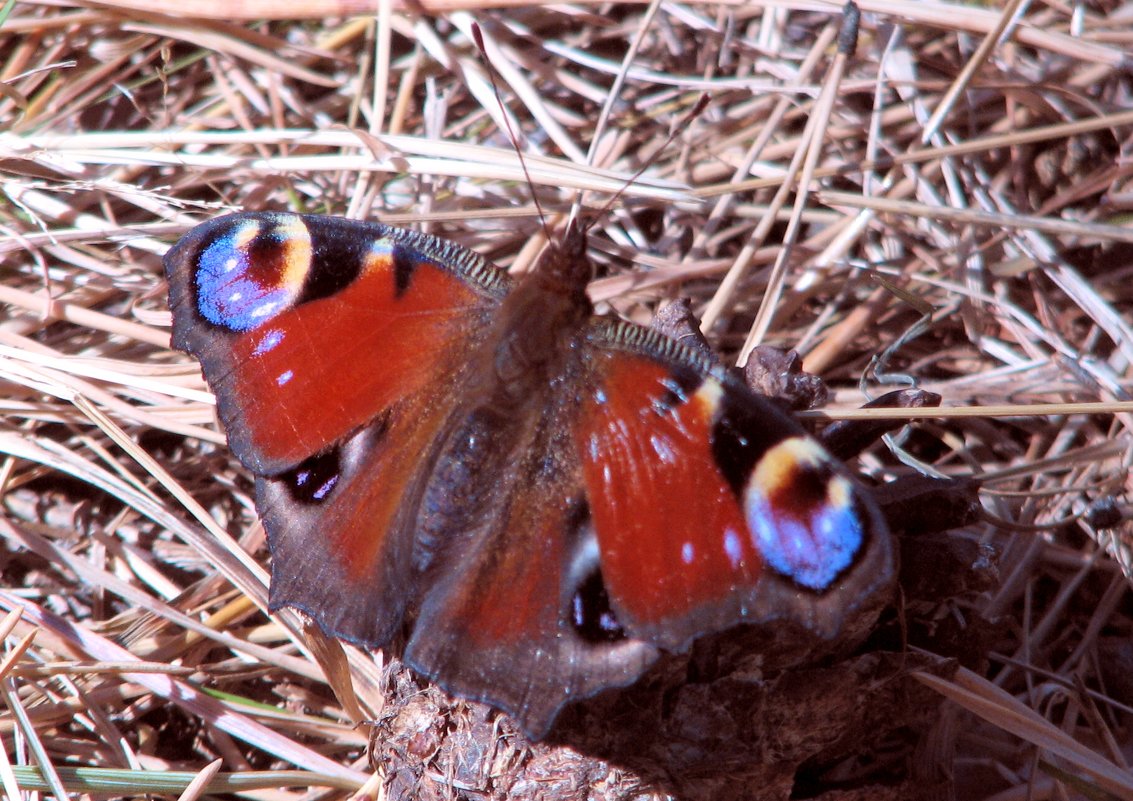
[529,218,595,302]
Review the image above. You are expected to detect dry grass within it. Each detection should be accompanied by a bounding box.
[2,0,1133,799]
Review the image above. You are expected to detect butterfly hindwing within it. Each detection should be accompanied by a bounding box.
[403,392,657,739]
[258,384,467,647]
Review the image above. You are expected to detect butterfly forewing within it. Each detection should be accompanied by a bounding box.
[165,212,509,475]
[578,320,892,651]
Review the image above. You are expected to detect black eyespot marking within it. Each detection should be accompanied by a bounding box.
[571,568,626,643]
[561,498,624,643]
[654,364,703,416]
[564,493,590,534]
[281,448,343,505]
[711,390,765,497]
[296,219,369,304]
[391,245,419,299]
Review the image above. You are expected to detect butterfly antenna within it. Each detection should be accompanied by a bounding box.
[470,23,556,248]
[579,93,710,238]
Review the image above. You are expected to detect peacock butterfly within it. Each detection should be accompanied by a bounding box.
[163,211,893,739]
